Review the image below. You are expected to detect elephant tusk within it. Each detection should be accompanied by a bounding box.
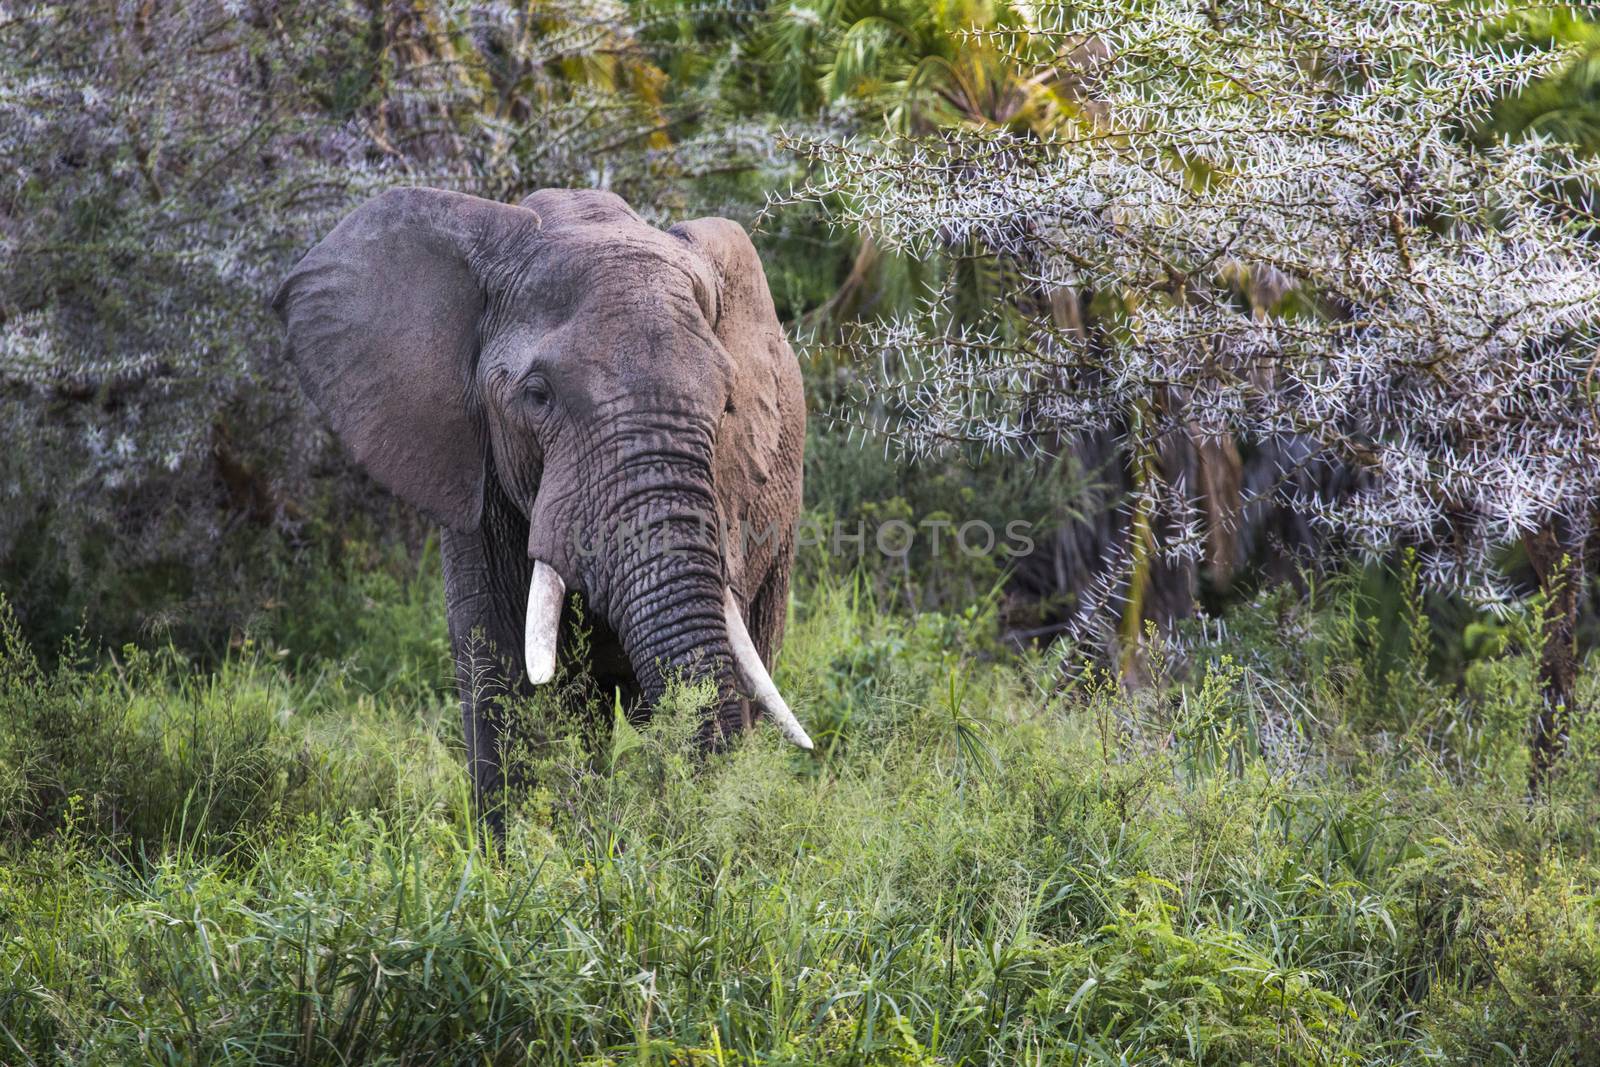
[724,587,814,751]
[525,560,565,685]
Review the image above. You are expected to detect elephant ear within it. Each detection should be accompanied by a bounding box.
[668,217,798,534]
[273,187,540,529]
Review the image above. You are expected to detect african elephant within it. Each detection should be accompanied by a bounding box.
[274,187,811,820]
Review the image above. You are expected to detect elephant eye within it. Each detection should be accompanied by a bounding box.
[523,376,552,407]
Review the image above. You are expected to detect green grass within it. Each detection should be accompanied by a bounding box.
[4,561,1600,1065]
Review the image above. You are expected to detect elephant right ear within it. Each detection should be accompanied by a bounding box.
[273,187,540,530]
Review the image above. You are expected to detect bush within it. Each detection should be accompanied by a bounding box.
[0,594,459,855]
[1398,841,1600,1063]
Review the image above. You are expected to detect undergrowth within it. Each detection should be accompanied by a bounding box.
[3,559,1600,1065]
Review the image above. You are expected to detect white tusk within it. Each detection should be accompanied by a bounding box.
[724,587,813,751]
[524,561,565,685]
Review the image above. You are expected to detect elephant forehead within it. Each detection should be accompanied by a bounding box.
[482,294,734,399]
[513,224,716,316]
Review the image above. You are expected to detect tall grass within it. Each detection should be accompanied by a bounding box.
[3,558,1599,1065]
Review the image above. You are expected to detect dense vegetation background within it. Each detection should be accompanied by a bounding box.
[6,2,1600,1063]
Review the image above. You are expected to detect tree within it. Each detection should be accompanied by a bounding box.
[788,0,1600,770]
[0,0,682,645]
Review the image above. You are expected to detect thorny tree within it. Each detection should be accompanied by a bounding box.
[0,0,699,641]
[787,0,1600,775]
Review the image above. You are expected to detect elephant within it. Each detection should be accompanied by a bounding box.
[273,186,811,822]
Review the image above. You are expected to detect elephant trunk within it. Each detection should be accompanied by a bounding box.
[618,572,745,741]
[525,413,810,749]
[599,521,814,750]
[595,483,747,743]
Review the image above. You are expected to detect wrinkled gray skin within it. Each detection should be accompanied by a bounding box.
[274,188,805,822]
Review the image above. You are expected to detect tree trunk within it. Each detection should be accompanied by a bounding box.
[1523,511,1591,785]
[1189,426,1244,590]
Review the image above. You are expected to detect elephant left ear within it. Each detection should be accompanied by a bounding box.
[669,217,801,535]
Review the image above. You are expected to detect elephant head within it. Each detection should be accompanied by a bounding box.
[273,187,810,750]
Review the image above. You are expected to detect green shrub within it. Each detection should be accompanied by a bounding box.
[1397,841,1600,1064]
[266,537,454,712]
[0,593,459,856]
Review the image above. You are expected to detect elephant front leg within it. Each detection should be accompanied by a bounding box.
[440,524,533,833]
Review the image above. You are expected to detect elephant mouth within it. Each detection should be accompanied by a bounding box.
[519,559,813,751]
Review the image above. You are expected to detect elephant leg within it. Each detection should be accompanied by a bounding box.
[440,514,532,833]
